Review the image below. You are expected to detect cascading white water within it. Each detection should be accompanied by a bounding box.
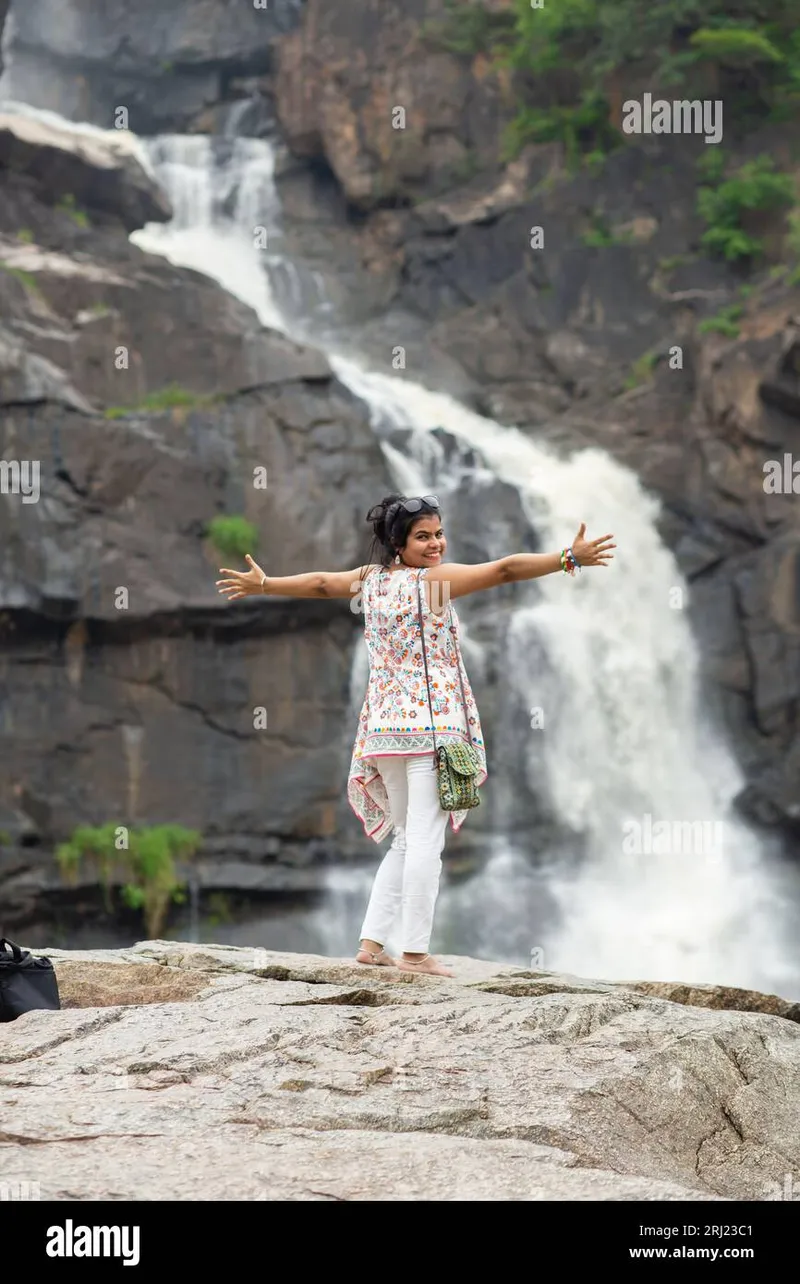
[129,133,799,997]
[3,93,796,993]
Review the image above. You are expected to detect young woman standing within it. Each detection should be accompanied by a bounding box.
[216,493,615,977]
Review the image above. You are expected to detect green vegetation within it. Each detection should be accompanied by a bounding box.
[688,26,784,67]
[16,228,34,243]
[422,0,515,57]
[624,349,660,390]
[581,214,616,247]
[0,829,11,846]
[582,148,608,177]
[698,302,744,337]
[507,1,800,149]
[56,823,202,938]
[0,262,41,296]
[206,515,259,561]
[697,153,795,261]
[104,383,218,419]
[580,213,635,247]
[422,2,800,164]
[502,92,617,167]
[657,254,692,274]
[55,193,90,228]
[420,0,800,284]
[204,892,235,927]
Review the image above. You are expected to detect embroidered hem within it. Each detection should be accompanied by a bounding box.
[361,728,484,756]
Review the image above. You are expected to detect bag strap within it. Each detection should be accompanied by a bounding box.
[416,571,476,749]
[0,939,24,962]
[416,572,438,755]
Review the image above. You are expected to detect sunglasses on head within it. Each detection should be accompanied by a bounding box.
[392,495,440,517]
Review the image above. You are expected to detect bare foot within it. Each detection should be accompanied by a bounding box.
[398,954,454,977]
[356,947,396,967]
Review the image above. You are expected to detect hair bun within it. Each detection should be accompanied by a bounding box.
[365,494,403,525]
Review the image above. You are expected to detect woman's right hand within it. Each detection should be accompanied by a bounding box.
[216,554,267,600]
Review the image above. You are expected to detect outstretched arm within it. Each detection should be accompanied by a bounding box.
[425,524,615,601]
[216,555,376,601]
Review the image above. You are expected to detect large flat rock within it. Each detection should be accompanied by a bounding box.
[2,942,797,1201]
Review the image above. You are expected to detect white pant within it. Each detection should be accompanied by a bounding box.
[359,753,450,953]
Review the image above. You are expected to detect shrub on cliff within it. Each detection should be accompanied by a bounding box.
[56,823,201,938]
[207,515,259,561]
[697,152,795,261]
[464,0,800,158]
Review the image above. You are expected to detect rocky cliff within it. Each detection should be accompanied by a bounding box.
[0,101,393,933]
[2,940,798,1201]
[1,0,799,940]
[272,0,800,843]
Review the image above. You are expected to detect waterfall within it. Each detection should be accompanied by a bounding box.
[4,94,797,994]
[130,133,798,997]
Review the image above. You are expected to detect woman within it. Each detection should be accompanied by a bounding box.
[216,493,615,977]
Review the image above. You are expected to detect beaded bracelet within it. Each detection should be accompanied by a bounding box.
[560,547,581,576]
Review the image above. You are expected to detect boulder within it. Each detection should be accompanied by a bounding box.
[0,111,171,229]
[2,940,799,1200]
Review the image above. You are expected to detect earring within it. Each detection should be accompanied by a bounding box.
[394,553,401,564]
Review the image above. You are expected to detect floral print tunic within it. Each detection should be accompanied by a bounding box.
[347,564,487,842]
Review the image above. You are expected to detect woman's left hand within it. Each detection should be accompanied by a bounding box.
[571,524,615,567]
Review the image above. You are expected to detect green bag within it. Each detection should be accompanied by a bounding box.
[416,574,482,812]
[434,741,482,811]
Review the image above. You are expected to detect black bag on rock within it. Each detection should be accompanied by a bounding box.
[0,938,61,1022]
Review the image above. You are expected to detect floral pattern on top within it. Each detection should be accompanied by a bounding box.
[347,564,487,843]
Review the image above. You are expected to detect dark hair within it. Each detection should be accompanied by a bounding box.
[360,493,441,576]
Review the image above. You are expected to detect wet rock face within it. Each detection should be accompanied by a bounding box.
[0,0,304,134]
[3,940,799,1200]
[0,107,393,932]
